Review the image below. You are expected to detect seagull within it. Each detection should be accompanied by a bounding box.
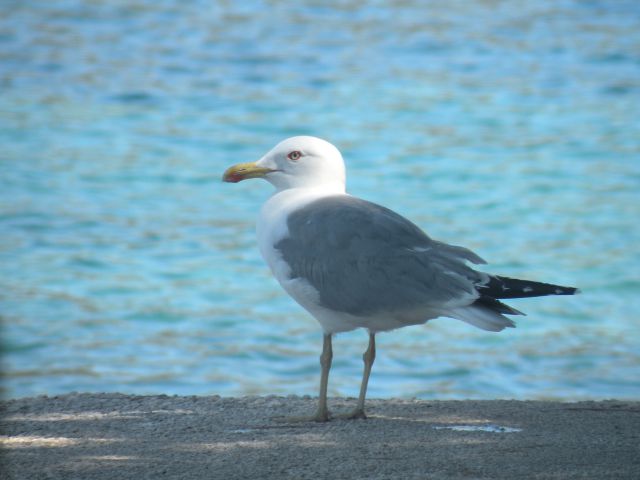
[222,136,578,422]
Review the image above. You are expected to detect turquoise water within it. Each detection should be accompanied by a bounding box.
[1,1,639,401]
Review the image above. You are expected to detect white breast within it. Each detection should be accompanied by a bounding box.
[256,187,363,333]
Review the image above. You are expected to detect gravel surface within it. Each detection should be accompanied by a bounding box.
[1,394,639,479]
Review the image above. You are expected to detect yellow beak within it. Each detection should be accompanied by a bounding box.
[222,161,274,183]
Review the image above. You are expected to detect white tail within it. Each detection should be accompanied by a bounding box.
[446,306,516,332]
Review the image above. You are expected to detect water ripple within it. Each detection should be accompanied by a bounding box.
[1,0,639,400]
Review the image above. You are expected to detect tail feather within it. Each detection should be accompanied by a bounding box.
[447,306,516,332]
[477,275,580,299]
[448,276,579,332]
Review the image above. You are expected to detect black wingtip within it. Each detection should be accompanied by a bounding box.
[552,285,580,296]
[473,295,526,316]
[478,276,580,299]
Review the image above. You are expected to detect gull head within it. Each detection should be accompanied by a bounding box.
[223,136,346,192]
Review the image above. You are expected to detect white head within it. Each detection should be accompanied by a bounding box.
[223,136,346,192]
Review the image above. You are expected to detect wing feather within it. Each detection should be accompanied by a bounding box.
[275,195,486,316]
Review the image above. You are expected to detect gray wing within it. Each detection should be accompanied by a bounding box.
[275,195,488,316]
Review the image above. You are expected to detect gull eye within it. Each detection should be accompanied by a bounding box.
[287,150,302,161]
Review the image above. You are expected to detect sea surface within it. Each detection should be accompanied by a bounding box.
[1,0,639,401]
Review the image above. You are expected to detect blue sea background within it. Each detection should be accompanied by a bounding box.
[1,0,639,401]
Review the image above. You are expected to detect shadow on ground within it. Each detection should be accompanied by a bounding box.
[1,394,639,479]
